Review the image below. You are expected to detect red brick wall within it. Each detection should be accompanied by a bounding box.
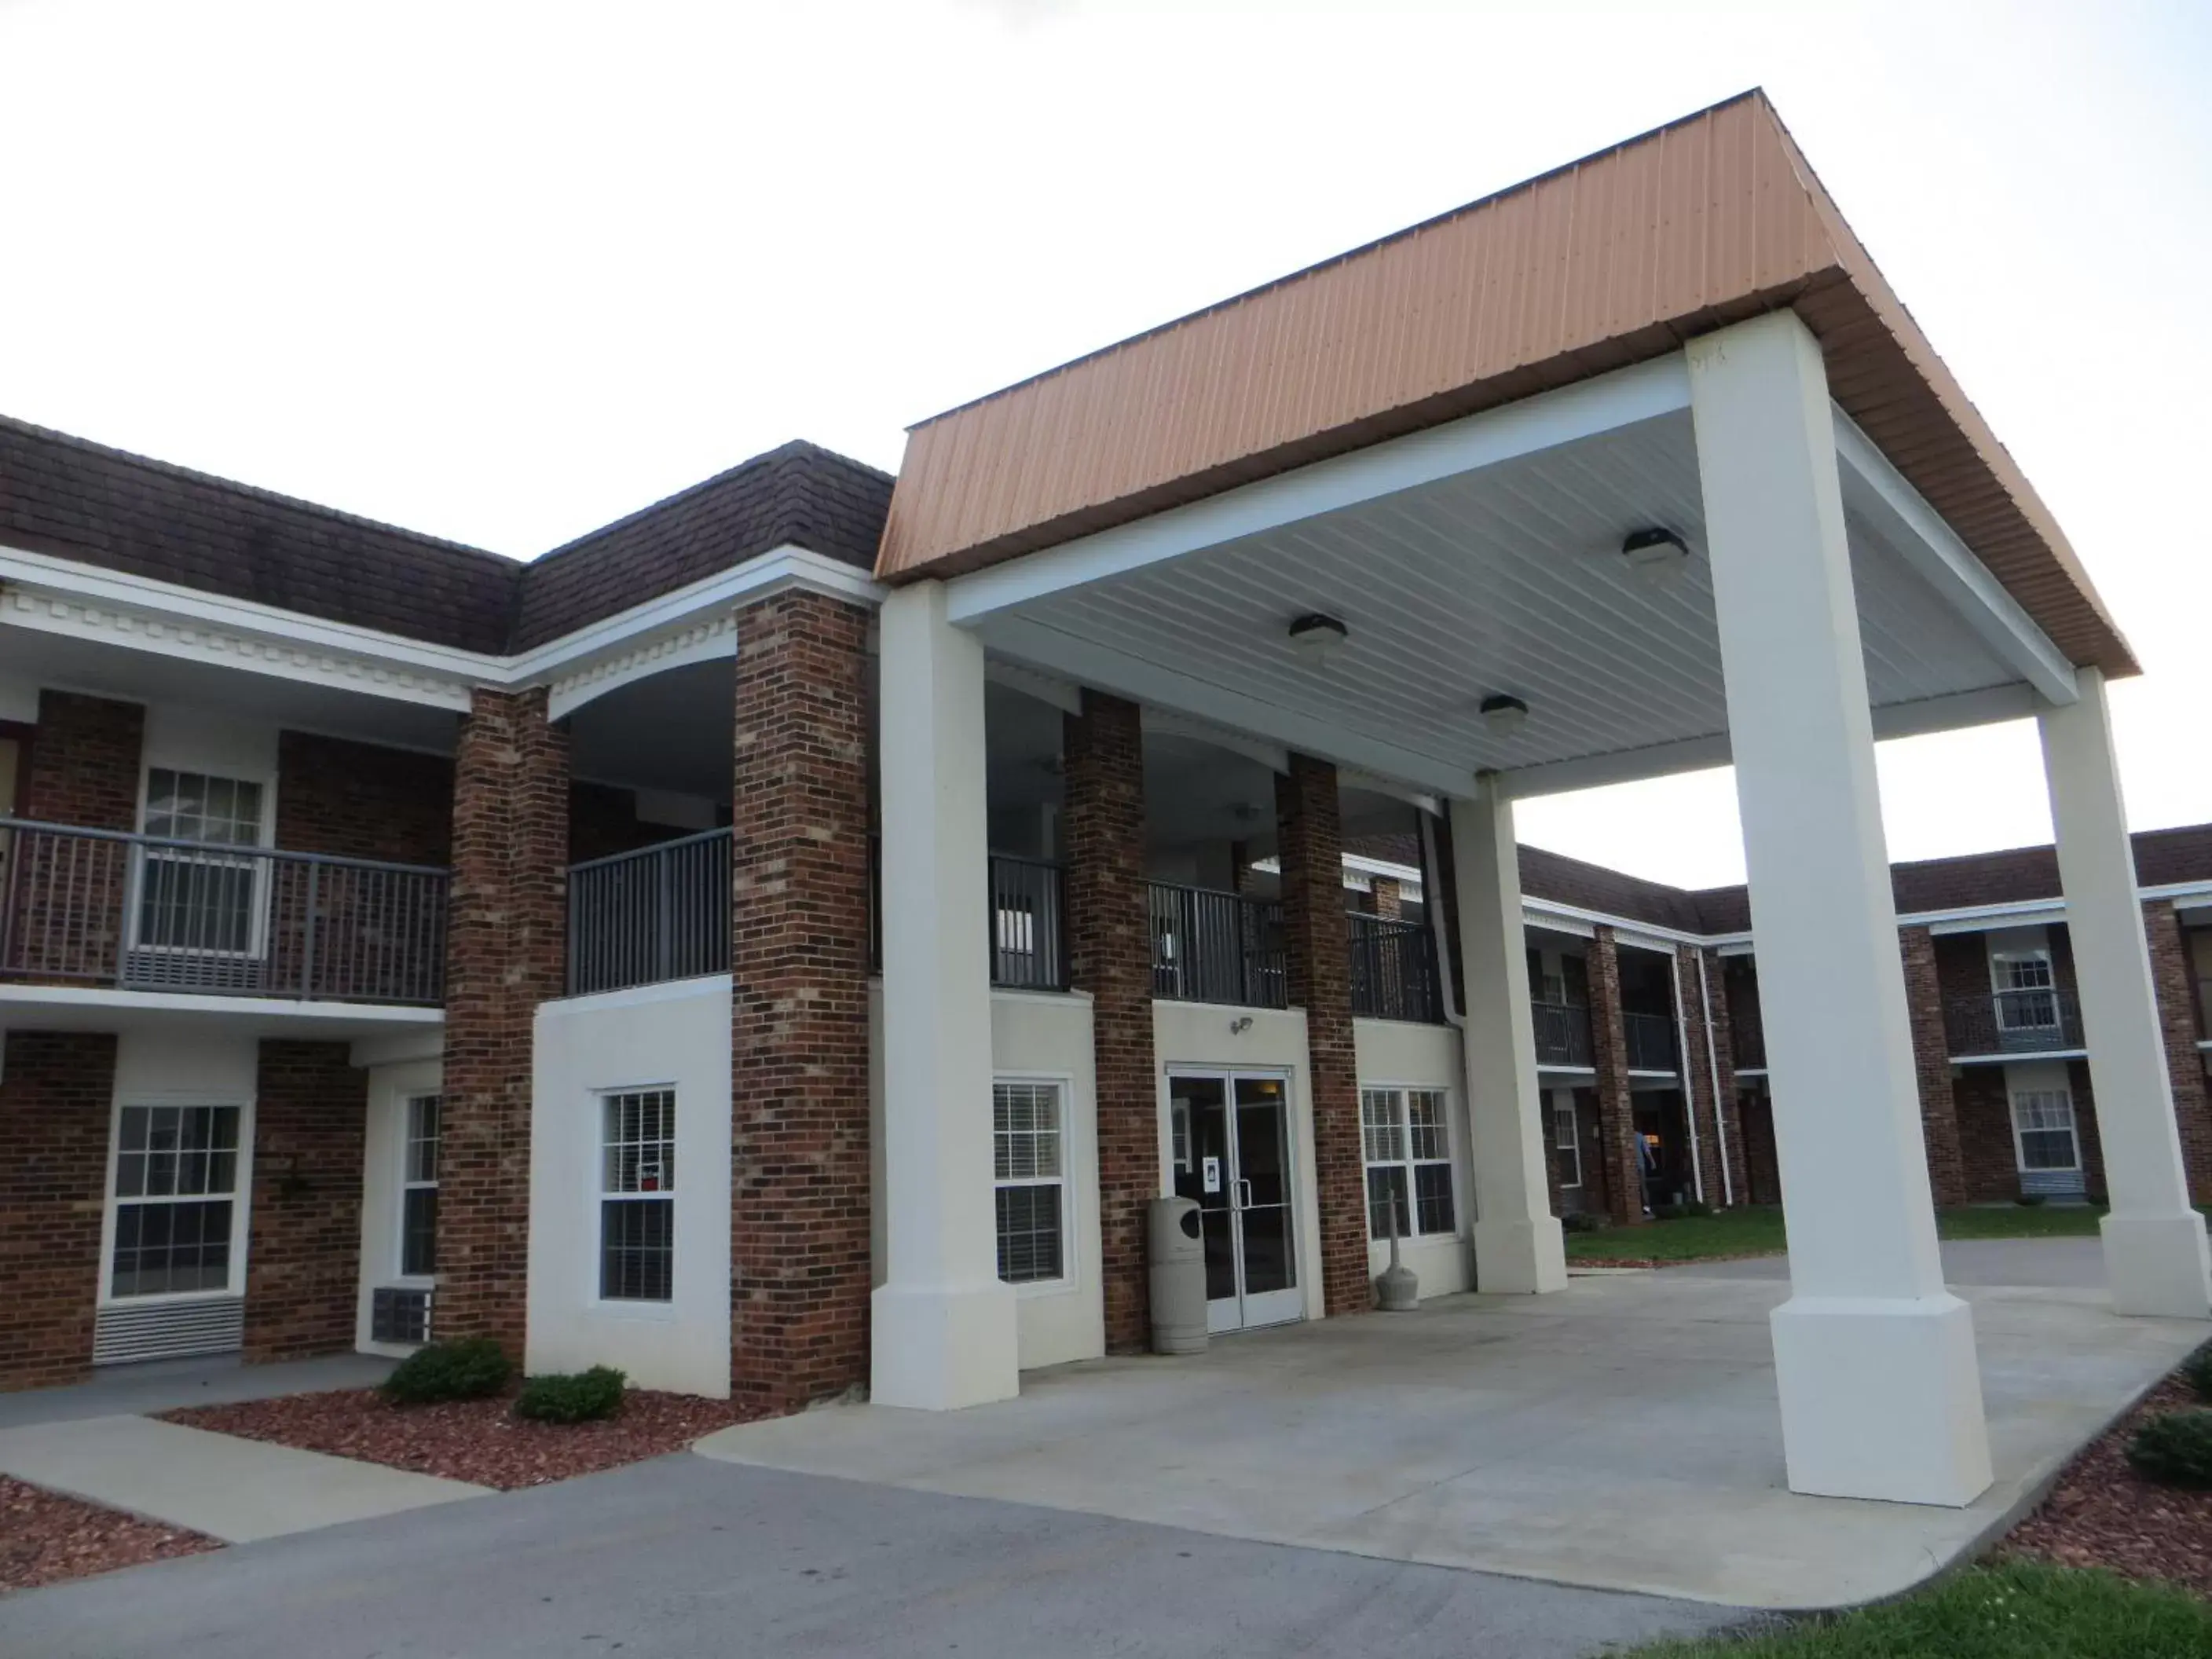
[1275,753,1368,1316]
[10,693,145,983]
[1737,1084,1782,1206]
[1901,927,1967,1207]
[2069,1060,2108,1203]
[0,1032,114,1390]
[244,1041,367,1361]
[23,690,143,830]
[438,686,569,1355]
[728,591,873,1411]
[1674,944,1740,1207]
[1951,1064,2020,1201]
[276,732,452,865]
[1690,950,1749,1205]
[1585,928,1643,1225]
[2145,902,2212,1203]
[1064,691,1156,1353]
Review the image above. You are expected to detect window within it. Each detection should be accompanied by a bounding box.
[1553,1097,1582,1188]
[2011,1088,2080,1172]
[994,1079,1065,1284]
[1991,950,2058,1031]
[1361,1086,1456,1239]
[400,1094,441,1278]
[137,768,266,954]
[111,1104,241,1297]
[599,1090,675,1302]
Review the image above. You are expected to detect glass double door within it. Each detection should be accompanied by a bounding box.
[1168,1071,1302,1331]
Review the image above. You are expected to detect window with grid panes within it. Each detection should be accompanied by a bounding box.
[1361,1086,1456,1239]
[2010,1088,2080,1171]
[1992,950,2059,1030]
[138,769,265,954]
[993,1080,1064,1284]
[401,1094,441,1276]
[1552,1097,1583,1188]
[599,1090,675,1301]
[111,1104,241,1296]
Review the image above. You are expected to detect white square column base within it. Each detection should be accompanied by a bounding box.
[869,1281,1020,1411]
[1473,1216,1569,1294]
[2102,1213,2212,1320]
[1771,1293,1992,1506]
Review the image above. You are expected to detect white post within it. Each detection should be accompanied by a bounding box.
[871,580,1020,1409]
[1690,310,1991,1506]
[1452,778,1568,1293]
[2040,668,2212,1319]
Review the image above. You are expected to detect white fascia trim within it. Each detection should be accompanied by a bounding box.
[941,353,1691,626]
[1952,1049,2087,1067]
[978,614,1473,799]
[0,540,884,717]
[1830,412,2079,708]
[1344,853,1423,887]
[0,983,445,1024]
[1522,895,1705,948]
[984,658,1082,715]
[1525,906,1596,939]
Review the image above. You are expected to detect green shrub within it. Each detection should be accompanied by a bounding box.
[379,1337,514,1405]
[513,1366,626,1424]
[2125,1408,2212,1489]
[1560,1210,1609,1234]
[2182,1342,2212,1404]
[2014,1192,2047,1207]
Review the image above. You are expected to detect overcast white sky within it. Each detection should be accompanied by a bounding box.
[3,0,2206,889]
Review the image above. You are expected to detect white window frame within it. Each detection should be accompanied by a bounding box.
[2009,1086,2082,1174]
[129,764,276,960]
[993,1073,1074,1293]
[595,1086,677,1307]
[1551,1093,1583,1188]
[99,1094,255,1307]
[396,1092,441,1282]
[1359,1083,1459,1241]
[1990,947,2060,1032]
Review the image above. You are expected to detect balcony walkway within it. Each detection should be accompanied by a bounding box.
[696,1240,2203,1610]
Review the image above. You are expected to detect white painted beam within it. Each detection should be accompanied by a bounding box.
[944,354,1691,625]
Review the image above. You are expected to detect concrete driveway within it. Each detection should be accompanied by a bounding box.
[698,1240,2207,1610]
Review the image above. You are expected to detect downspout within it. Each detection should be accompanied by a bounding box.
[1696,948,1736,1208]
[1419,811,1465,1031]
[1670,949,1705,1206]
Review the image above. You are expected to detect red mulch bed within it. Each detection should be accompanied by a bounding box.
[2003,1372,2212,1598]
[162,1387,765,1492]
[1,1474,219,1594]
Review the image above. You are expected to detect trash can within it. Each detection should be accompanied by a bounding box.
[1148,1196,1207,1355]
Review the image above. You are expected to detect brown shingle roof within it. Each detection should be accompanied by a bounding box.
[0,416,892,655]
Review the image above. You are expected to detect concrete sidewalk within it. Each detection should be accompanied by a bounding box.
[0,1415,485,1543]
[698,1258,2207,1610]
[0,1352,393,1430]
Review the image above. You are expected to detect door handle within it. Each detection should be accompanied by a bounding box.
[1235,1177,1254,1210]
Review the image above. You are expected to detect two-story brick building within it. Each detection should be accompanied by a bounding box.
[4,92,2207,1511]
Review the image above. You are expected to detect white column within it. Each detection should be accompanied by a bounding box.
[1452,779,1568,1293]
[1690,310,1991,1506]
[870,580,1019,1409]
[2041,668,2212,1319]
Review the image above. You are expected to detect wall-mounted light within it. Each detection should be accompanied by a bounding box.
[1479,694,1529,738]
[1230,1015,1254,1035]
[1621,526,1690,580]
[1287,613,1348,668]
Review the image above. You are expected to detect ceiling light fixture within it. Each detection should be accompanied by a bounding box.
[1479,694,1529,738]
[1287,613,1348,668]
[1621,526,1690,580]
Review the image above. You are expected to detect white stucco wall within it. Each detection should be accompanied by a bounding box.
[1150,1001,1324,1323]
[1354,1017,1475,1298]
[355,1056,442,1357]
[528,975,734,1397]
[868,982,1105,1372]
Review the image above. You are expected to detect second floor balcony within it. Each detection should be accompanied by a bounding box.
[0,819,449,1005]
[1944,987,2084,1057]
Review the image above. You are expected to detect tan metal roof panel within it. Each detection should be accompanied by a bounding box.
[876,91,2133,679]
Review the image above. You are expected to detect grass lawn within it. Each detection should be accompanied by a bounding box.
[1562,1202,2137,1262]
[1621,1562,2212,1657]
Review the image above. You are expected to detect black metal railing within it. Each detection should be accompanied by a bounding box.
[1149,882,1284,1008]
[1944,988,2084,1056]
[989,855,1066,991]
[1348,913,1442,1023]
[1622,1009,1679,1071]
[567,830,731,996]
[1531,999,1593,1066]
[0,818,447,1004]
[1731,995,1767,1070]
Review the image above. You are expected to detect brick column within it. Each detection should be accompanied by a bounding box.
[1586,928,1644,1225]
[1675,944,1734,1207]
[2144,900,2212,1203]
[245,1040,368,1361]
[1276,753,1368,1315]
[1694,950,1749,1204]
[438,686,569,1355]
[1899,926,1968,1207]
[1064,691,1156,1353]
[15,692,145,983]
[1369,877,1402,919]
[729,591,873,1411]
[0,1032,114,1391]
